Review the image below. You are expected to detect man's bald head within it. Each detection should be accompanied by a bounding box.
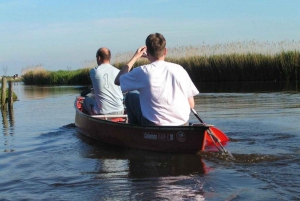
[96,47,111,62]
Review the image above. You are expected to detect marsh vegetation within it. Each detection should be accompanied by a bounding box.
[22,40,300,85]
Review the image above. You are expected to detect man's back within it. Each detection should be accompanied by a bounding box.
[120,61,198,125]
[90,64,124,114]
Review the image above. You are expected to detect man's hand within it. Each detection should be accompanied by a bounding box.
[134,46,147,59]
[115,46,147,85]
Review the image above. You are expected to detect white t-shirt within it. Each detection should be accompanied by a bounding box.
[90,64,124,114]
[120,61,199,125]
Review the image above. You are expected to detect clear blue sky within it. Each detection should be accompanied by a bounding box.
[1,0,300,75]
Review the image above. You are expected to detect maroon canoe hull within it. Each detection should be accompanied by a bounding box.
[74,98,208,153]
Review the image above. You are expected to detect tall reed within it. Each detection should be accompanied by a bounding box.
[171,51,300,82]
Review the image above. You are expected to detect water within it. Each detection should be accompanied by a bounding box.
[0,82,299,201]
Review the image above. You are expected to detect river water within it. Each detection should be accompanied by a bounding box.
[0,82,299,201]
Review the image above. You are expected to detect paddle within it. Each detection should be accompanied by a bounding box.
[191,109,229,143]
[191,109,232,158]
[207,127,229,144]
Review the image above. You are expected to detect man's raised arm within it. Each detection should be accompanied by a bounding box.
[114,46,147,85]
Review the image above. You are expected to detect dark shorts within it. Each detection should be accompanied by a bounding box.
[125,91,156,126]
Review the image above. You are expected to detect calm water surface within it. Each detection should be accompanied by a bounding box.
[0,82,299,201]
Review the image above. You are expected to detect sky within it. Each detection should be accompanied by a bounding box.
[1,0,300,75]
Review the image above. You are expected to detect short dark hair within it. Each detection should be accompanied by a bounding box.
[96,47,111,61]
[145,33,166,58]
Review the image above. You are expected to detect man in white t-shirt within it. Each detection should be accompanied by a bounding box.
[115,33,199,126]
[83,47,124,115]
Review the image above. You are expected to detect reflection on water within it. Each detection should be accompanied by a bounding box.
[8,107,14,126]
[196,81,299,93]
[1,108,14,130]
[1,109,9,129]
[12,83,85,100]
[1,108,15,153]
[78,134,210,200]
[79,134,210,178]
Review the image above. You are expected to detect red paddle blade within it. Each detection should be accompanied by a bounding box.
[205,126,229,143]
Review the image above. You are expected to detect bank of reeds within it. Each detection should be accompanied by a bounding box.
[169,51,300,82]
[22,40,300,85]
[22,66,91,85]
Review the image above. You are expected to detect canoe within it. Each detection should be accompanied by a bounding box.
[74,96,209,153]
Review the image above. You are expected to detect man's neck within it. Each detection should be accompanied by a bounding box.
[98,61,110,65]
[149,56,165,63]
[102,60,110,64]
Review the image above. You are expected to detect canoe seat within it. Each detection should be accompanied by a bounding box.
[111,117,126,122]
[91,114,128,123]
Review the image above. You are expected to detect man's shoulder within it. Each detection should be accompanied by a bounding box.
[89,67,96,74]
[98,64,120,71]
[107,64,121,70]
[165,61,182,67]
[165,62,186,71]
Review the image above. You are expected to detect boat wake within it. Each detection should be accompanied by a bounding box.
[197,151,291,163]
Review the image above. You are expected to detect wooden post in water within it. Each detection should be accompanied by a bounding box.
[8,81,14,126]
[1,108,8,129]
[8,81,13,109]
[1,77,7,109]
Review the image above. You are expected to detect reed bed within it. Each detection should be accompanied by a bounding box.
[22,40,300,85]
[22,65,91,85]
[169,51,300,82]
